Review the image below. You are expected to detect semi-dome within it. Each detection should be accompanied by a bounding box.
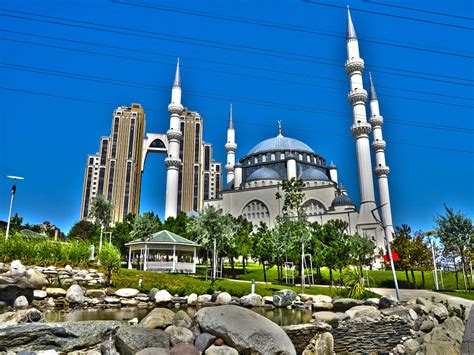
[331,194,356,208]
[248,136,315,155]
[247,167,281,181]
[299,168,329,181]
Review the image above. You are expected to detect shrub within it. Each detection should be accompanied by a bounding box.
[99,243,121,286]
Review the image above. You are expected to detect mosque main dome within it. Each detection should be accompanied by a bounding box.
[248,136,315,155]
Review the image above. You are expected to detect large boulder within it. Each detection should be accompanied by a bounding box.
[115,288,140,298]
[312,311,338,326]
[115,326,170,355]
[215,292,232,305]
[239,294,264,307]
[345,305,381,319]
[302,332,334,355]
[0,275,33,305]
[282,323,331,354]
[312,301,333,312]
[154,290,172,304]
[428,304,449,322]
[194,333,217,353]
[66,284,85,304]
[379,295,398,309]
[403,338,420,355]
[25,269,48,288]
[273,289,298,307]
[187,293,198,305]
[172,310,192,328]
[332,298,363,311]
[165,326,194,346]
[10,260,26,276]
[195,305,296,354]
[441,316,465,344]
[140,308,176,329]
[311,295,332,303]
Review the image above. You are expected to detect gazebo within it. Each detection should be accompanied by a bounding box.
[125,230,199,273]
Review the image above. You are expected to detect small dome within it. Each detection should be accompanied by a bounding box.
[299,168,329,181]
[248,136,315,155]
[247,167,281,181]
[331,194,355,208]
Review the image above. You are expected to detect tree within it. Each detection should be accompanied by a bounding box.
[130,212,162,240]
[434,205,473,291]
[110,213,135,255]
[162,212,190,238]
[98,243,121,287]
[391,224,413,286]
[68,220,100,241]
[233,216,253,274]
[89,194,114,250]
[10,213,23,231]
[411,232,432,289]
[349,233,376,272]
[251,223,274,282]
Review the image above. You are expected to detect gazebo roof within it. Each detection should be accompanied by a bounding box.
[125,230,199,246]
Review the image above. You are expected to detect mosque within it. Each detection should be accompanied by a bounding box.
[163,9,394,251]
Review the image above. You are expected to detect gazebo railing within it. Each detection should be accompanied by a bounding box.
[146,261,195,273]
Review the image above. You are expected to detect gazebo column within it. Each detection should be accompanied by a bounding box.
[172,245,176,272]
[144,245,148,271]
[193,248,197,274]
[128,247,132,269]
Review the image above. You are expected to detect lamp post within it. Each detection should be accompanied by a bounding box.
[5,176,24,241]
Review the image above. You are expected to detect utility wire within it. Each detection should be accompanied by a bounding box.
[1,63,472,134]
[1,85,472,154]
[3,28,473,102]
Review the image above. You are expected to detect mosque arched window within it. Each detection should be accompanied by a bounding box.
[280,153,285,160]
[241,200,270,224]
[262,155,266,162]
[303,199,326,216]
[271,154,275,161]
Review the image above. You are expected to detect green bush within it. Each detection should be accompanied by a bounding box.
[99,243,121,286]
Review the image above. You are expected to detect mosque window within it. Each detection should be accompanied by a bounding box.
[271,154,275,161]
[307,155,311,162]
[280,153,285,160]
[254,157,258,164]
[262,155,266,162]
[303,199,326,216]
[299,154,303,160]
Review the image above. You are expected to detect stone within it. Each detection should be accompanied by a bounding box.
[273,289,298,307]
[334,312,350,322]
[195,305,296,354]
[115,326,170,355]
[239,293,264,307]
[408,308,418,321]
[115,288,140,298]
[215,292,232,305]
[403,338,420,355]
[13,295,29,309]
[47,297,55,307]
[211,291,221,302]
[128,317,139,326]
[364,298,380,306]
[170,343,198,355]
[441,316,465,343]
[312,311,338,325]
[420,320,435,332]
[263,296,273,304]
[205,345,238,355]
[0,308,42,328]
[136,348,170,355]
[10,260,26,276]
[332,298,363,311]
[194,333,217,353]
[45,287,67,297]
[345,305,381,319]
[140,307,176,329]
[165,326,195,346]
[154,289,172,304]
[25,269,48,288]
[172,310,192,328]
[302,332,334,355]
[282,323,331,354]
[33,290,48,300]
[422,326,461,355]
[197,294,212,303]
[187,293,198,305]
[422,343,460,355]
[428,303,449,322]
[311,294,332,303]
[312,301,333,311]
[104,296,120,304]
[64,265,73,272]
[0,275,34,305]
[121,298,138,306]
[66,284,85,304]
[381,306,409,318]
[416,297,433,307]
[215,338,224,346]
[379,295,398,309]
[85,289,106,298]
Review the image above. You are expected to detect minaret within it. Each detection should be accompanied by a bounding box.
[369,73,394,238]
[225,104,237,184]
[164,59,183,219]
[345,7,379,224]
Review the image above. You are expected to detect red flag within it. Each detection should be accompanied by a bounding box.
[384,251,399,262]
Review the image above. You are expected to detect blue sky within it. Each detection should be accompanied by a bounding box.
[0,0,472,234]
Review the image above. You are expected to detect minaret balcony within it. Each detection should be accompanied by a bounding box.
[351,122,372,138]
[225,142,237,152]
[372,140,386,151]
[165,157,181,169]
[168,103,183,115]
[345,58,365,74]
[374,165,390,176]
[166,129,183,142]
[348,89,368,105]
[225,164,235,172]
[369,115,384,127]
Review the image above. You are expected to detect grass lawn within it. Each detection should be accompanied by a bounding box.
[197,262,466,291]
[112,268,376,298]
[439,290,474,301]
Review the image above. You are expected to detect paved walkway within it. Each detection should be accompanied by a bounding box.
[462,307,474,354]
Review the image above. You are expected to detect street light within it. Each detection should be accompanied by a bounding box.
[5,176,24,241]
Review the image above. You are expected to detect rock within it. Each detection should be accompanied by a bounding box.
[210,291,221,302]
[379,295,398,309]
[408,308,418,321]
[312,311,338,326]
[422,342,460,355]
[422,326,461,355]
[154,289,172,304]
[187,293,198,305]
[416,297,433,307]
[0,275,34,305]
[121,298,138,307]
[10,260,26,276]
[85,289,106,298]
[364,298,380,306]
[33,290,48,300]
[140,307,175,329]
[194,333,217,353]
[170,343,198,355]
[115,326,170,355]
[282,323,331,354]
[420,320,435,333]
[428,304,449,322]
[312,301,333,311]
[441,316,465,343]
[239,293,264,307]
[64,265,73,272]
[273,289,298,307]
[263,296,273,304]
[66,284,85,304]
[215,338,225,346]
[205,345,238,355]
[136,348,170,355]
[115,288,140,298]
[0,308,42,328]
[215,292,232,305]
[332,298,363,311]
[47,297,55,307]
[312,295,333,303]
[403,338,420,355]
[13,295,29,309]
[381,306,409,318]
[104,297,121,304]
[172,310,192,328]
[45,287,67,298]
[302,332,334,355]
[128,317,139,326]
[25,269,48,288]
[195,305,296,354]
[197,294,212,303]
[165,326,194,346]
[346,305,381,319]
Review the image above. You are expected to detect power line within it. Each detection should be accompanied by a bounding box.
[362,0,474,22]
[302,0,474,31]
[1,63,472,134]
[1,85,472,154]
[1,11,473,86]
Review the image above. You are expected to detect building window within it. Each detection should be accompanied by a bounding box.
[83,167,93,218]
[205,146,211,171]
[204,173,210,200]
[128,118,135,159]
[97,167,105,195]
[280,153,285,160]
[107,160,115,201]
[111,117,119,159]
[100,139,108,165]
[194,123,200,163]
[193,166,199,210]
[123,161,132,217]
[271,154,275,161]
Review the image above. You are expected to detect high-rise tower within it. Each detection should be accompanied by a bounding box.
[165,59,184,219]
[345,7,380,227]
[225,104,237,184]
[369,73,394,238]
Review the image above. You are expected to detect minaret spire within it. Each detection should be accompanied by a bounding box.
[277,120,283,137]
[225,103,237,184]
[173,58,181,87]
[228,103,234,129]
[369,72,377,101]
[346,6,357,40]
